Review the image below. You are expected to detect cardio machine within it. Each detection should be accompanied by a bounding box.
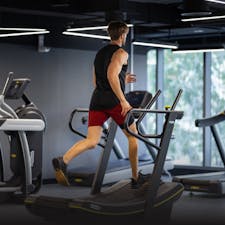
[0,73,45,202]
[67,90,173,186]
[25,89,184,224]
[174,111,225,195]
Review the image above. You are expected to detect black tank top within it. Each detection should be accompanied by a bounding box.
[89,44,128,110]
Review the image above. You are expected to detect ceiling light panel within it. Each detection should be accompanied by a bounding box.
[0,28,49,37]
[63,24,133,40]
[173,48,224,53]
[181,15,225,22]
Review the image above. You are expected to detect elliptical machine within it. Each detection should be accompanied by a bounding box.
[0,72,45,202]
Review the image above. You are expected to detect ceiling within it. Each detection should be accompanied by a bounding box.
[1,0,225,52]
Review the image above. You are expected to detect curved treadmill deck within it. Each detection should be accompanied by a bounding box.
[25,180,183,222]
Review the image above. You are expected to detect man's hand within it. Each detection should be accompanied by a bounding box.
[120,100,132,117]
[125,73,136,84]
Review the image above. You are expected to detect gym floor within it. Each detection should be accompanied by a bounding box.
[0,184,225,225]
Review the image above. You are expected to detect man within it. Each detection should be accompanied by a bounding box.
[52,21,146,188]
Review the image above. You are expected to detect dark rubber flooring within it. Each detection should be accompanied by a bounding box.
[0,184,225,225]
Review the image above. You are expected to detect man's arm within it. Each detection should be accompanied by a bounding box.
[107,49,131,116]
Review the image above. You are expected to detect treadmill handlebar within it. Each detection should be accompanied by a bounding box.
[69,107,89,137]
[69,108,89,131]
[69,89,162,134]
[125,108,184,151]
[136,89,162,126]
[2,72,14,96]
[171,89,183,110]
[195,111,225,127]
[69,108,105,149]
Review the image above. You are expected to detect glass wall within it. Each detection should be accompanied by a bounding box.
[146,49,225,167]
[147,50,204,165]
[164,50,203,165]
[147,50,156,94]
[211,51,225,167]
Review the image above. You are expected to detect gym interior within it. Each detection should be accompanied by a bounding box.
[1,1,225,225]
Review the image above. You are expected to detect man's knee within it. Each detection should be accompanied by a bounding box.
[87,138,99,149]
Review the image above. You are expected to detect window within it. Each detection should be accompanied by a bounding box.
[147,50,156,94]
[163,50,203,165]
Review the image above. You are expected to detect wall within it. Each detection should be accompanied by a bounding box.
[0,43,147,179]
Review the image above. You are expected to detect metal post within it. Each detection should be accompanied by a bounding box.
[144,112,179,217]
[210,125,225,166]
[91,120,118,195]
[203,52,211,166]
[156,49,164,145]
[129,25,134,92]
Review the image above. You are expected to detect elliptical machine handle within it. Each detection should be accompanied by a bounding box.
[2,72,14,96]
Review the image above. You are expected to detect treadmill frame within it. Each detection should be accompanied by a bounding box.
[174,111,225,195]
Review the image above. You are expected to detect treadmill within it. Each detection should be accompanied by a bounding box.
[25,90,184,224]
[173,111,225,195]
[67,90,173,186]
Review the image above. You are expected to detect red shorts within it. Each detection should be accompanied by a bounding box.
[88,104,134,129]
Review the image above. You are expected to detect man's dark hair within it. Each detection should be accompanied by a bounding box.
[107,21,128,40]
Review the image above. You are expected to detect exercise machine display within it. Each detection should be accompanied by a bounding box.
[173,111,225,195]
[67,90,173,186]
[25,89,184,223]
[0,73,45,202]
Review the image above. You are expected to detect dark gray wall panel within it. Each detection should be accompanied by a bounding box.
[0,43,147,179]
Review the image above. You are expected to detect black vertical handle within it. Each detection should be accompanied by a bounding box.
[136,89,162,126]
[171,89,183,110]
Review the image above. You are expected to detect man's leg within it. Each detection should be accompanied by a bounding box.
[63,126,103,163]
[52,126,103,186]
[107,104,139,181]
[122,122,138,180]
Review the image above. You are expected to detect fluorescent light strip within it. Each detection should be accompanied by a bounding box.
[67,24,133,32]
[0,28,47,31]
[0,30,50,37]
[206,0,225,5]
[182,15,225,22]
[67,26,109,32]
[132,41,178,49]
[63,31,110,40]
[64,24,133,40]
[0,28,50,37]
[173,48,224,53]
